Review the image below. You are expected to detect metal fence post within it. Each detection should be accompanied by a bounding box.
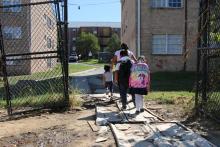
[195,49,200,114]
[201,51,208,110]
[63,0,69,105]
[0,22,12,115]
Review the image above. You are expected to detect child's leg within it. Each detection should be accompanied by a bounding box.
[140,95,144,109]
[131,93,136,106]
[135,94,141,111]
[109,82,113,94]
[119,83,127,108]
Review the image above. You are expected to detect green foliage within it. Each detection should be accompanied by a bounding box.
[76,32,100,58]
[105,33,121,53]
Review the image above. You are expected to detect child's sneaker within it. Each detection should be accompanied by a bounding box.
[135,111,140,115]
[140,108,144,113]
[121,106,126,110]
[106,88,109,95]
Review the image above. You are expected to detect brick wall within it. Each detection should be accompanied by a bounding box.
[121,0,199,72]
[121,0,137,55]
[30,0,57,74]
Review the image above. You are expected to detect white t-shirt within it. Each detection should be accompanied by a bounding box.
[115,56,133,71]
[114,49,134,62]
[104,72,113,82]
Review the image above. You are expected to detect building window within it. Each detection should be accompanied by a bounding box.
[6,56,22,65]
[47,37,52,48]
[152,34,183,54]
[3,0,21,12]
[43,14,54,29]
[47,17,53,29]
[47,58,52,68]
[3,26,21,39]
[152,0,182,8]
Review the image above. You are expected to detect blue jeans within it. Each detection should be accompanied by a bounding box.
[119,83,128,107]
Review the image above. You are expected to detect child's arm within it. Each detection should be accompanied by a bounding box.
[114,71,119,84]
[114,63,120,84]
[147,73,151,92]
[111,55,117,70]
[103,74,106,86]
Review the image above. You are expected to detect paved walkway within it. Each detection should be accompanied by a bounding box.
[70,67,110,94]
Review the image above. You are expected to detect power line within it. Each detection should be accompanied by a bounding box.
[68,1,120,6]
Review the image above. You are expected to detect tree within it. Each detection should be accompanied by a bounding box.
[105,33,121,53]
[76,32,100,58]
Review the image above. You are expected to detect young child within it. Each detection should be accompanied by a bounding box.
[129,56,150,114]
[103,65,113,97]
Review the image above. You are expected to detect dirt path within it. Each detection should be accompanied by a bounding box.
[0,109,115,147]
[0,97,220,146]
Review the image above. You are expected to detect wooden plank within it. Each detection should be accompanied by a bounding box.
[87,121,99,132]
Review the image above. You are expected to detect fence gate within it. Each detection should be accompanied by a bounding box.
[0,0,69,115]
[196,0,220,120]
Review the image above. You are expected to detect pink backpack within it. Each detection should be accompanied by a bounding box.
[129,63,150,88]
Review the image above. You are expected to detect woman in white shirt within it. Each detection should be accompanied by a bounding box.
[111,43,137,68]
[111,43,137,107]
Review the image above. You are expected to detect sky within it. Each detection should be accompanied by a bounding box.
[68,0,121,22]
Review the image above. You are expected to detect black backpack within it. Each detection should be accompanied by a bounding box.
[118,59,132,87]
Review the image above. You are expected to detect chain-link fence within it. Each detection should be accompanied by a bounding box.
[0,0,69,115]
[196,0,220,120]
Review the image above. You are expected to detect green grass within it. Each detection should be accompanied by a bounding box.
[7,65,62,85]
[0,63,97,87]
[145,72,196,105]
[0,63,96,108]
[0,89,82,108]
[146,91,194,104]
[80,59,106,67]
[69,63,95,74]
[0,93,64,108]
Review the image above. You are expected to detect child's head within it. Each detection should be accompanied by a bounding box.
[104,65,110,72]
[120,50,128,58]
[121,43,128,50]
[138,56,146,63]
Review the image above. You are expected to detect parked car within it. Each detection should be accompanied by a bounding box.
[69,53,78,62]
[98,52,113,63]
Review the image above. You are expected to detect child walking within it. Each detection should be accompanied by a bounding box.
[103,65,113,98]
[129,56,150,114]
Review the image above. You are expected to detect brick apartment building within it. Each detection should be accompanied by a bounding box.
[121,0,199,71]
[0,0,57,75]
[68,22,121,55]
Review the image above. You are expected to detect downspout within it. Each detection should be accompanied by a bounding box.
[183,0,188,71]
[137,0,141,57]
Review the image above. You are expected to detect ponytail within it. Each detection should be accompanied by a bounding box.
[121,43,128,50]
